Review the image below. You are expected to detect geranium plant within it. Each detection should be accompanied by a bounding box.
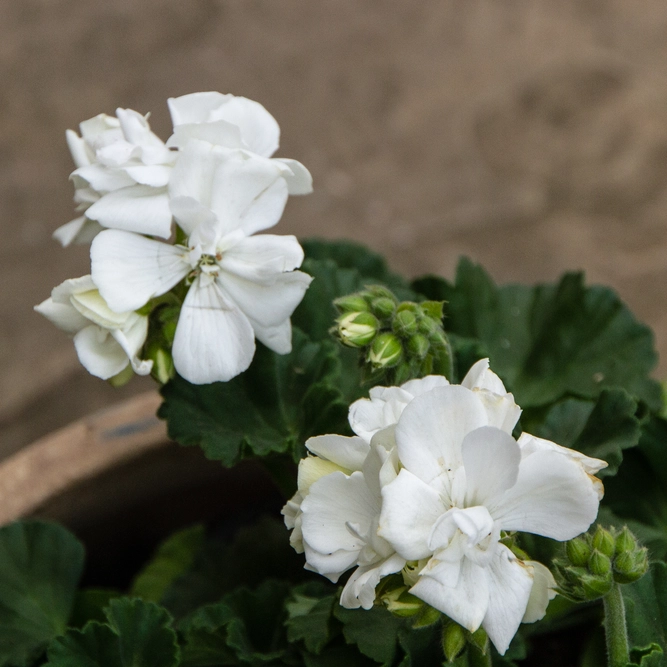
[3,91,664,665]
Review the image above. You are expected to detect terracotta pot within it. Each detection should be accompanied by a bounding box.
[0,391,281,587]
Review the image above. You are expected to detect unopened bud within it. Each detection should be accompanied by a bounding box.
[566,537,592,567]
[367,333,403,368]
[420,300,444,321]
[337,312,378,347]
[407,334,430,359]
[615,526,637,555]
[370,297,396,319]
[592,526,615,558]
[382,587,423,617]
[613,548,648,584]
[412,605,441,628]
[581,572,613,600]
[468,627,489,654]
[393,310,418,338]
[418,316,438,337]
[145,345,175,385]
[589,549,612,576]
[442,621,467,662]
[334,294,369,314]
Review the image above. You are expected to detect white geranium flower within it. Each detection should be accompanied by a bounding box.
[55,108,176,246]
[378,385,603,654]
[167,91,312,195]
[35,276,152,380]
[91,139,312,385]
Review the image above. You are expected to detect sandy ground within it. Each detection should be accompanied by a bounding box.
[3,0,667,455]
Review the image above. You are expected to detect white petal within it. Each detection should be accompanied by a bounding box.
[462,426,521,507]
[34,298,88,334]
[220,269,312,328]
[399,374,451,396]
[168,92,234,126]
[53,217,103,247]
[522,560,557,624]
[51,275,96,302]
[301,471,379,557]
[474,389,522,433]
[172,276,255,384]
[70,290,129,329]
[66,129,91,168]
[394,386,488,485]
[91,230,189,312]
[166,121,244,151]
[298,457,346,495]
[482,546,534,655]
[489,449,602,540]
[273,158,313,195]
[518,432,608,475]
[218,234,305,280]
[378,469,444,560]
[348,387,413,442]
[73,325,129,379]
[247,317,292,354]
[411,557,489,632]
[340,553,406,610]
[72,164,135,192]
[303,542,358,582]
[170,196,218,239]
[86,185,173,238]
[461,359,507,394]
[110,313,152,376]
[123,165,172,188]
[306,434,370,471]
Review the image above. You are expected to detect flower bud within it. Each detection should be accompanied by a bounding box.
[370,296,396,319]
[144,345,175,385]
[367,333,403,368]
[566,537,592,567]
[441,621,467,662]
[588,549,612,576]
[334,294,370,314]
[412,604,441,629]
[392,310,418,338]
[581,572,613,599]
[615,526,637,555]
[613,548,648,584]
[420,300,444,321]
[592,526,616,558]
[418,316,438,337]
[382,587,423,617]
[337,312,379,348]
[407,334,430,360]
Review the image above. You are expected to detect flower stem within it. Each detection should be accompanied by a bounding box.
[603,582,630,667]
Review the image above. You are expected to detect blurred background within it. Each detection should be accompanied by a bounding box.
[3,0,667,456]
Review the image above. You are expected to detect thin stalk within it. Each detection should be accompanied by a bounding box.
[603,582,630,667]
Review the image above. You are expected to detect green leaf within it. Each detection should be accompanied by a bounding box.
[46,599,179,667]
[0,520,84,666]
[524,389,641,477]
[162,516,305,620]
[623,561,667,666]
[179,580,291,666]
[413,259,660,409]
[334,605,404,666]
[285,582,336,654]
[159,329,349,466]
[131,525,205,603]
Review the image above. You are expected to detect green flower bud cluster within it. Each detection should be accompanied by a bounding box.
[554,526,649,602]
[333,286,453,384]
[441,619,488,663]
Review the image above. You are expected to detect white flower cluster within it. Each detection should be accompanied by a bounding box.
[283,359,606,654]
[36,93,313,384]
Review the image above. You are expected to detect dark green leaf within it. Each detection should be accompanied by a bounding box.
[0,520,84,666]
[131,525,205,603]
[46,599,179,667]
[159,329,349,466]
[413,260,660,409]
[285,582,336,654]
[524,389,640,477]
[334,605,404,666]
[623,561,667,666]
[179,580,290,666]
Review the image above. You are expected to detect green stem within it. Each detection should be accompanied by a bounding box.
[603,582,630,667]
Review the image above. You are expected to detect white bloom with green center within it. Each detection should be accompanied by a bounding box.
[91,139,312,385]
[55,108,176,246]
[378,385,603,654]
[35,276,152,380]
[167,91,312,195]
